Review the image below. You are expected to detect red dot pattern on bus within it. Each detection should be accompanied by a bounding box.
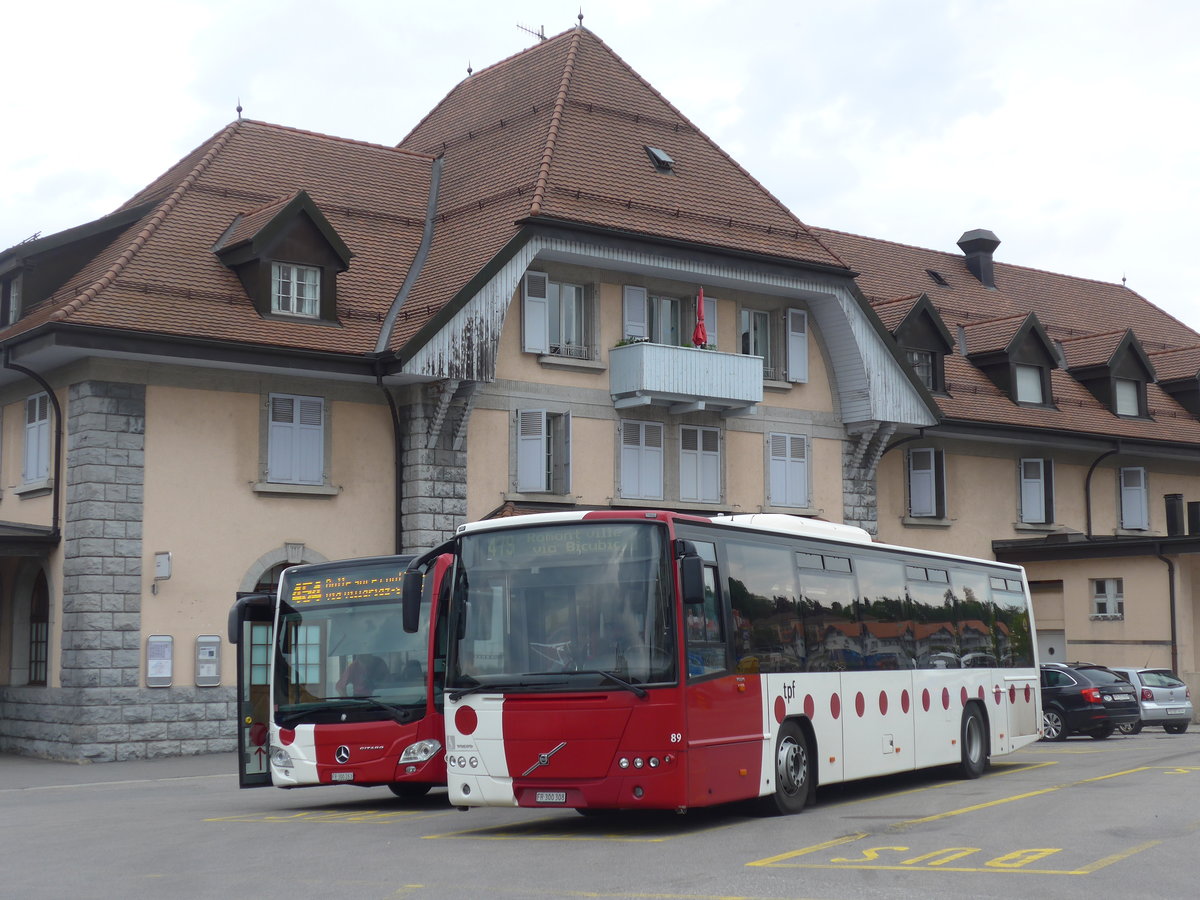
[772,681,1033,722]
[455,705,478,736]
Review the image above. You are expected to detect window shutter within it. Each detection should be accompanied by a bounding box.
[641,422,663,499]
[1019,458,1045,523]
[623,286,648,340]
[704,295,718,349]
[23,393,50,483]
[785,308,808,383]
[560,411,572,494]
[699,427,720,502]
[769,433,807,507]
[908,448,936,517]
[516,410,547,492]
[680,426,700,501]
[522,271,549,354]
[620,420,662,499]
[268,394,324,484]
[620,421,642,497]
[1120,467,1148,530]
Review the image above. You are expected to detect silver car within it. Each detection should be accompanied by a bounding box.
[1108,667,1193,734]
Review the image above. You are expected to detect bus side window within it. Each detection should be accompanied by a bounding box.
[686,566,727,679]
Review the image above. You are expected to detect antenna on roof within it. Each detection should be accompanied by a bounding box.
[578,9,584,26]
[236,98,243,120]
[517,22,546,41]
[1122,273,1127,287]
[466,61,473,77]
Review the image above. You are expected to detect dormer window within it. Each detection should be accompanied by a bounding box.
[1,272,21,327]
[272,263,320,318]
[906,349,935,390]
[1113,378,1141,417]
[1014,364,1045,404]
[892,294,953,394]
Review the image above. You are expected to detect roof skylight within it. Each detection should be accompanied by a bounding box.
[644,146,674,172]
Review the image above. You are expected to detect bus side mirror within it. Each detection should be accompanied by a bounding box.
[680,555,705,605]
[228,592,272,644]
[401,570,424,633]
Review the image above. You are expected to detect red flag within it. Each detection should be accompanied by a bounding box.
[692,287,708,347]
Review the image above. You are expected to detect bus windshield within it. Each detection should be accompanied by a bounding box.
[275,559,430,725]
[450,522,676,691]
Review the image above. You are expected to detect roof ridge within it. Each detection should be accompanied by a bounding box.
[51,121,243,322]
[529,27,583,217]
[579,29,849,270]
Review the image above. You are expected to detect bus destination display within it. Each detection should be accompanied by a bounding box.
[290,572,404,605]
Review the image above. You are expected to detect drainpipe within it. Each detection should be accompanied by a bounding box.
[3,349,63,537]
[1084,447,1119,538]
[376,367,405,556]
[1155,550,1179,674]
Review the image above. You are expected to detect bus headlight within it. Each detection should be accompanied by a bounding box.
[400,739,442,763]
[270,746,294,769]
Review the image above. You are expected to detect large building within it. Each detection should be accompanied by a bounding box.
[0,25,1194,760]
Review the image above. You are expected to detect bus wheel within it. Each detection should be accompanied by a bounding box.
[388,783,432,800]
[758,721,811,816]
[959,704,988,779]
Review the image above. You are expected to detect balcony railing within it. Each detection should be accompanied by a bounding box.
[609,342,763,413]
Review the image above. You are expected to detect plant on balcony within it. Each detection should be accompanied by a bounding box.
[613,336,651,347]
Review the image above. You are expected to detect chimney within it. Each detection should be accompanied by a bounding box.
[957,229,1001,289]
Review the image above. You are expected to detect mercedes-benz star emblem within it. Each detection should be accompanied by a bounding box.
[335,745,351,764]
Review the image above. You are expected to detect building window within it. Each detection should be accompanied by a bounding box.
[524,271,592,359]
[1114,378,1140,416]
[1091,578,1124,618]
[741,308,776,379]
[271,263,320,317]
[1019,457,1054,524]
[1014,364,1045,404]
[28,570,49,686]
[23,393,50,484]
[907,448,946,518]
[907,350,935,390]
[516,409,572,494]
[621,287,683,346]
[680,426,720,503]
[267,394,324,485]
[1,273,21,327]
[620,420,664,500]
[768,433,808,507]
[1119,467,1148,530]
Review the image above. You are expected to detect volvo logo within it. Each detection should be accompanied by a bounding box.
[335,745,351,764]
[523,741,566,776]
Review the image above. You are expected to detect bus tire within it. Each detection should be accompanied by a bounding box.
[387,782,432,800]
[959,704,988,779]
[757,720,811,816]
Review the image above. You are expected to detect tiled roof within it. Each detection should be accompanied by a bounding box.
[389,27,848,352]
[1058,330,1127,370]
[4,121,435,356]
[815,227,1200,445]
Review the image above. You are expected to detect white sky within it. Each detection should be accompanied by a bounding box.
[4,0,1199,331]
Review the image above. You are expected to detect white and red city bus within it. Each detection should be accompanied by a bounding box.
[230,553,449,796]
[403,510,1041,814]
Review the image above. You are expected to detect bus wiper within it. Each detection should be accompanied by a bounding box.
[571,669,648,699]
[341,696,418,724]
[449,679,568,701]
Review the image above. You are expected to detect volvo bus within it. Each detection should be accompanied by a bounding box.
[401,510,1040,815]
[229,553,449,795]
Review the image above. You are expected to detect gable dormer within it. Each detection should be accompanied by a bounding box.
[213,190,352,322]
[1060,329,1156,418]
[963,312,1058,407]
[1151,346,1200,417]
[891,294,955,393]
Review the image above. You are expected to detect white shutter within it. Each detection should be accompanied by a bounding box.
[560,411,572,494]
[268,394,324,485]
[1019,458,1045,523]
[680,427,700,501]
[522,271,549,354]
[703,295,718,349]
[1120,467,1148,530]
[699,427,720,502]
[682,426,721,502]
[620,420,663,499]
[786,308,808,383]
[516,410,547,492]
[23,393,50,482]
[908,448,936,517]
[623,286,647,340]
[769,433,807,507]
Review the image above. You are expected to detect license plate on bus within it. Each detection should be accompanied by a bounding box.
[331,772,354,782]
[535,791,566,804]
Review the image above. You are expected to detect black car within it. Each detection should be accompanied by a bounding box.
[1040,662,1140,740]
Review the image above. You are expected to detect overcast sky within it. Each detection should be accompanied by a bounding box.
[4,1,1198,331]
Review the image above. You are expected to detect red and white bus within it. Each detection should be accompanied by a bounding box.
[229,553,449,796]
[403,511,1040,814]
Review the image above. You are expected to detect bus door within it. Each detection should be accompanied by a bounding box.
[684,549,764,808]
[228,592,274,788]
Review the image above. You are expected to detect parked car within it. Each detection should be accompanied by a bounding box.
[1107,667,1193,734]
[1040,662,1140,740]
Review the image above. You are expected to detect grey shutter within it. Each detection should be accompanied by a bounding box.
[522,271,549,354]
[623,286,647,339]
[1120,467,1148,530]
[268,394,324,484]
[785,308,808,383]
[516,410,547,492]
[769,433,807,507]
